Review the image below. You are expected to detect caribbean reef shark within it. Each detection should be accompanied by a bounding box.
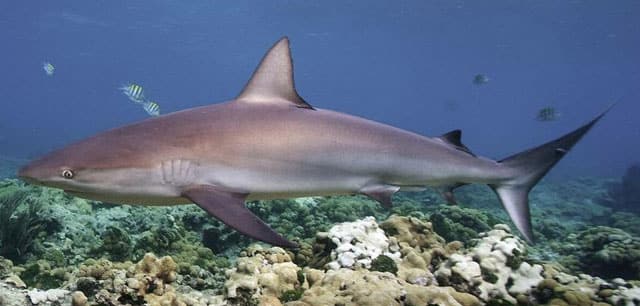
[19,37,609,248]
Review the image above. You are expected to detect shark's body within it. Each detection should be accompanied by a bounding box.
[58,102,507,203]
[19,38,609,248]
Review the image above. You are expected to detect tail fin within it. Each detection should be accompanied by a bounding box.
[491,106,613,243]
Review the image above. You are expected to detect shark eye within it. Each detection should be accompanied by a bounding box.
[61,169,74,179]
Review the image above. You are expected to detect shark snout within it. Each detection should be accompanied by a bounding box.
[18,161,50,185]
[18,162,44,185]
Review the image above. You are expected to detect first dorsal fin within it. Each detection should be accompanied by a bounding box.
[437,130,476,156]
[236,37,314,110]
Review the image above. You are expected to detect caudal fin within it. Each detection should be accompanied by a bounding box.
[491,106,613,243]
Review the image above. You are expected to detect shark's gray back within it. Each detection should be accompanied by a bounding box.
[115,101,489,194]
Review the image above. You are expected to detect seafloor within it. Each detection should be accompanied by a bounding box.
[0,156,639,306]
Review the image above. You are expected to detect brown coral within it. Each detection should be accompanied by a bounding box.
[290,269,480,306]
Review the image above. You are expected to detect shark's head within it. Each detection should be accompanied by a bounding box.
[18,129,163,202]
[19,144,98,192]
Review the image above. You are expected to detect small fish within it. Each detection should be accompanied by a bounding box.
[536,107,559,121]
[473,74,489,85]
[120,83,145,103]
[43,62,55,76]
[142,101,160,116]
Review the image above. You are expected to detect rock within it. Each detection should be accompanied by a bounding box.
[380,215,446,250]
[325,217,401,270]
[428,205,494,244]
[293,268,481,306]
[539,266,640,306]
[3,274,26,288]
[435,224,542,304]
[134,253,178,284]
[72,254,225,306]
[71,291,88,306]
[379,215,452,286]
[302,268,324,287]
[225,245,302,301]
[0,281,29,306]
[566,226,640,280]
[27,290,48,304]
[74,277,98,296]
[0,257,14,278]
[260,295,284,306]
[27,288,68,304]
[509,262,544,295]
[609,286,640,306]
[598,289,614,298]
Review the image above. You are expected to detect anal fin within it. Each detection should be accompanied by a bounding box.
[360,185,400,209]
[182,185,297,248]
[438,183,467,205]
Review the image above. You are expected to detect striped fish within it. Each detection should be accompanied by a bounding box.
[142,101,160,116]
[120,83,145,103]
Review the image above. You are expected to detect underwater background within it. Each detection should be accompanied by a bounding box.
[1,1,639,305]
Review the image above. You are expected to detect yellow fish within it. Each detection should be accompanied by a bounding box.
[142,101,160,116]
[120,83,145,103]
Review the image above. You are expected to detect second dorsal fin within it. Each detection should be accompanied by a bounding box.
[438,130,476,156]
[236,37,314,109]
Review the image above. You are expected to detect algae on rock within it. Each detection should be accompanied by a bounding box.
[225,245,302,302]
[428,205,497,244]
[560,226,640,280]
[0,183,58,263]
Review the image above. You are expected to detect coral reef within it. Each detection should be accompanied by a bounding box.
[531,265,640,306]
[607,211,640,236]
[0,213,639,305]
[0,176,639,305]
[558,226,640,280]
[428,205,498,244]
[221,218,639,305]
[221,216,480,306]
[20,259,70,289]
[70,253,225,305]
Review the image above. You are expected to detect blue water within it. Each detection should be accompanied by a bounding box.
[1,1,638,178]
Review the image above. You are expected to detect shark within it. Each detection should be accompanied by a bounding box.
[19,37,610,248]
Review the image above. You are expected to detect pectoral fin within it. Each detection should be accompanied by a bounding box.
[182,185,298,248]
